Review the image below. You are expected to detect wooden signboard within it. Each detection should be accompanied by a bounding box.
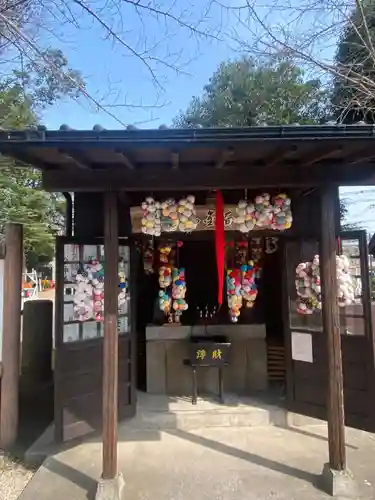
[189,342,231,366]
[131,204,281,255]
[130,204,237,233]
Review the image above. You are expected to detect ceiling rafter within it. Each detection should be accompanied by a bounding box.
[215,148,234,169]
[113,150,135,169]
[299,146,343,167]
[59,151,90,170]
[171,151,179,169]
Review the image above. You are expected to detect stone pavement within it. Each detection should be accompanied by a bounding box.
[19,425,375,500]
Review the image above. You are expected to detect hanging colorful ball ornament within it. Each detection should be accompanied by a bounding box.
[73,259,103,322]
[234,192,293,233]
[226,268,243,322]
[271,193,293,231]
[158,266,172,289]
[141,197,161,236]
[142,240,155,275]
[160,198,179,232]
[172,267,188,322]
[295,259,318,315]
[73,256,130,323]
[157,243,174,318]
[73,267,93,322]
[177,195,198,232]
[158,290,171,315]
[254,193,273,228]
[240,261,258,308]
[158,244,173,288]
[118,257,130,310]
[336,254,355,306]
[234,199,256,233]
[295,253,355,315]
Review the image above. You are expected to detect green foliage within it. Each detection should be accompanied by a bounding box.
[0,83,36,129]
[175,55,357,229]
[332,1,375,122]
[0,48,84,265]
[12,49,84,108]
[174,57,329,128]
[0,167,65,266]
[371,275,375,299]
[339,199,360,230]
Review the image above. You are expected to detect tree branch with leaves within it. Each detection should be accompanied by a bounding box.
[218,0,375,123]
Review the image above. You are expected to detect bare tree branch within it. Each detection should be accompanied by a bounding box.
[0,0,223,121]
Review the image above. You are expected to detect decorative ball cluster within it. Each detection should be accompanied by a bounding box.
[143,241,154,275]
[141,197,162,236]
[295,254,355,315]
[234,193,292,233]
[158,290,171,315]
[141,195,198,235]
[240,263,258,307]
[226,262,258,322]
[172,268,188,318]
[118,258,128,309]
[158,244,173,315]
[73,258,129,322]
[158,245,173,289]
[336,254,355,307]
[295,255,321,315]
[157,245,188,321]
[226,268,242,322]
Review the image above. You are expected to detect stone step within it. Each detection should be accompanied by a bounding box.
[125,394,325,431]
[25,394,326,465]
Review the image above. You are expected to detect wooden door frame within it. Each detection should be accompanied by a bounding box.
[54,235,137,443]
[282,229,375,424]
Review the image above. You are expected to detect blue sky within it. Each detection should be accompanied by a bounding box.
[38,1,375,233]
[41,0,234,129]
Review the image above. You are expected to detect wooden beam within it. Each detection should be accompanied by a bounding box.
[215,148,234,169]
[299,146,343,167]
[320,185,346,471]
[113,151,135,169]
[346,149,375,165]
[42,163,375,192]
[171,151,179,169]
[102,192,119,480]
[263,145,297,168]
[59,151,90,170]
[119,154,134,170]
[0,223,23,449]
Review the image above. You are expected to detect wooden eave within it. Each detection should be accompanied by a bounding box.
[0,125,375,191]
[369,233,375,256]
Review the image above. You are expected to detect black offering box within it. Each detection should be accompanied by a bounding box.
[189,335,231,366]
[185,334,232,405]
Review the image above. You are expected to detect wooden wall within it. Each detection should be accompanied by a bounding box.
[74,193,132,238]
[73,188,341,240]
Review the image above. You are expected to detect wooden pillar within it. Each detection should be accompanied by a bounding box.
[102,192,119,480]
[0,223,23,449]
[320,185,346,471]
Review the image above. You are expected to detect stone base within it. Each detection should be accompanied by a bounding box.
[321,463,358,498]
[95,473,125,500]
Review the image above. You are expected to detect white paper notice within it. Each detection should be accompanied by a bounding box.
[291,332,313,363]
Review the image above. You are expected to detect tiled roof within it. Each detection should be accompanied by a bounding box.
[31,120,371,132]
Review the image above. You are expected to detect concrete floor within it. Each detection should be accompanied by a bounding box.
[19,425,375,500]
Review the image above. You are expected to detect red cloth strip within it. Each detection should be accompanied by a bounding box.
[215,191,225,305]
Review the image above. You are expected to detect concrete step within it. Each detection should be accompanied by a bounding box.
[125,393,324,431]
[25,393,326,465]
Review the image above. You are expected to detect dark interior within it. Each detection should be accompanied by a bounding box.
[135,233,285,391]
